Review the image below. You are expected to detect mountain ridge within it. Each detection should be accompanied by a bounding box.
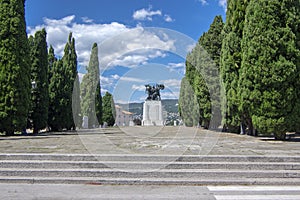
[116,99,179,115]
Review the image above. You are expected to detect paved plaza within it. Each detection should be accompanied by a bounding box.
[0,126,299,155]
[1,126,300,199]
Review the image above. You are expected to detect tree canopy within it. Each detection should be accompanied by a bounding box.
[239,0,300,139]
[81,43,103,128]
[180,15,224,129]
[28,29,49,134]
[0,0,31,135]
[102,92,115,126]
[220,0,250,133]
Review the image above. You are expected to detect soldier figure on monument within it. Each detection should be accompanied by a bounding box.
[145,84,164,101]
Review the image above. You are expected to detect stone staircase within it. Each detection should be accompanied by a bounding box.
[0,154,300,185]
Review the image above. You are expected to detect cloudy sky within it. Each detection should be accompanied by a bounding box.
[25,0,226,103]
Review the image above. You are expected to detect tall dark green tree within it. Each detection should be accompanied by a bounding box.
[28,29,49,134]
[48,33,81,131]
[185,47,210,128]
[102,92,115,126]
[200,16,224,65]
[48,45,56,83]
[178,77,199,127]
[197,16,224,129]
[48,59,65,131]
[180,16,223,129]
[0,0,31,135]
[291,0,300,133]
[47,46,57,130]
[62,33,79,130]
[239,0,300,139]
[72,73,82,129]
[81,43,102,128]
[220,0,250,133]
[95,83,103,125]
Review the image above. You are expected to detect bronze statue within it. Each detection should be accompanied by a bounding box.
[145,84,164,101]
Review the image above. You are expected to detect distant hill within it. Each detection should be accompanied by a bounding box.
[161,99,179,113]
[116,99,178,115]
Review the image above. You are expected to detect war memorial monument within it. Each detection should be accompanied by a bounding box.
[142,84,165,126]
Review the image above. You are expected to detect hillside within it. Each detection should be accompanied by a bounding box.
[116,99,178,115]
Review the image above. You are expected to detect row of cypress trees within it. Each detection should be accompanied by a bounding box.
[0,0,114,135]
[180,0,300,139]
[48,33,81,132]
[41,36,114,132]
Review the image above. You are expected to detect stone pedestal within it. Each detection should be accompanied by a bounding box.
[142,100,164,126]
[82,116,88,129]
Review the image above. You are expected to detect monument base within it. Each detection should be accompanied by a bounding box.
[142,100,164,126]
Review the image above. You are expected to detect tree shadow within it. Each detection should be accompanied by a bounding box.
[259,133,300,142]
[0,131,78,140]
[0,136,60,141]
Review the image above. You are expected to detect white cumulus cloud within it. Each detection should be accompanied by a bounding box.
[199,0,208,5]
[164,15,174,22]
[81,16,94,23]
[161,79,181,88]
[167,62,185,75]
[119,77,145,83]
[27,15,175,70]
[133,7,174,22]
[111,74,121,80]
[99,27,175,69]
[168,62,185,68]
[161,91,179,99]
[133,7,162,21]
[218,0,227,11]
[132,84,146,91]
[198,0,227,11]
[100,75,116,90]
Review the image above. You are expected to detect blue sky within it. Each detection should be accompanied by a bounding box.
[25,0,226,103]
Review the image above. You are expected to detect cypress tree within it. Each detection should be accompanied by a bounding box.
[185,45,211,128]
[81,43,102,128]
[240,0,300,140]
[0,0,31,135]
[198,16,224,129]
[48,59,66,131]
[96,83,103,126]
[284,0,300,133]
[200,16,224,65]
[193,72,211,128]
[48,33,80,131]
[185,56,196,87]
[47,46,57,130]
[181,16,223,129]
[69,34,81,130]
[28,29,49,134]
[72,73,82,129]
[220,0,250,133]
[178,77,199,127]
[102,92,115,126]
[48,45,56,84]
[62,33,78,130]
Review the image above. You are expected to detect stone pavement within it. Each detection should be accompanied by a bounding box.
[0,126,299,155]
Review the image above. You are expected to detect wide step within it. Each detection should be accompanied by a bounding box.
[0,154,299,185]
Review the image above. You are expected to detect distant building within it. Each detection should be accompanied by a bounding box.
[115,105,134,126]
